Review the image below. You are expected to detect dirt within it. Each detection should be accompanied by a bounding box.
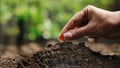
[0,42,120,68]
[85,39,120,56]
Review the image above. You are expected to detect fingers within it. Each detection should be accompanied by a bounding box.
[58,12,84,41]
[63,25,90,40]
[58,26,79,41]
[57,5,96,41]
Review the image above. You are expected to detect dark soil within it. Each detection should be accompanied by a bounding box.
[0,42,120,68]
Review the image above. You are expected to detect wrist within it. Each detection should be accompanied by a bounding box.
[109,11,120,27]
[114,11,120,26]
[118,11,120,26]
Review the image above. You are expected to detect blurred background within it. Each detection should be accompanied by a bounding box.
[0,0,120,46]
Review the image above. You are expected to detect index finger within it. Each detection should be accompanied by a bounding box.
[58,11,85,41]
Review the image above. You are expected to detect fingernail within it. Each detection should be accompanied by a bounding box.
[63,32,72,39]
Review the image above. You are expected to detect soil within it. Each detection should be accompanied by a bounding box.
[0,42,120,68]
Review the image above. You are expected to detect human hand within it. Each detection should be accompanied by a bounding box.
[58,5,120,42]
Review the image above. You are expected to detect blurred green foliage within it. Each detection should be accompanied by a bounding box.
[0,0,113,41]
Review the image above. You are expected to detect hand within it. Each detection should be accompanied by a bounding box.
[58,5,120,42]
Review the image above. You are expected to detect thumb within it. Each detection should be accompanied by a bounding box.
[63,26,90,40]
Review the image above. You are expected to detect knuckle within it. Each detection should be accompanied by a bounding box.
[71,30,80,38]
[84,5,94,12]
[86,5,94,8]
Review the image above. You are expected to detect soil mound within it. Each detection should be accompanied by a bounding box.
[0,42,120,68]
[18,42,120,68]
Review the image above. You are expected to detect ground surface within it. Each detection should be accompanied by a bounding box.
[0,42,120,68]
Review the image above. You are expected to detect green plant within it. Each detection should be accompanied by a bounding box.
[0,0,114,41]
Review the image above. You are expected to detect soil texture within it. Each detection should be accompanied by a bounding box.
[0,42,120,68]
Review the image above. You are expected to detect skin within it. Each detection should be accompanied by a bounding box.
[58,5,120,42]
